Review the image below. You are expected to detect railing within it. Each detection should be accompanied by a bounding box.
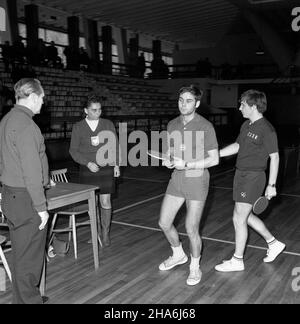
[1,58,286,81]
[42,113,228,141]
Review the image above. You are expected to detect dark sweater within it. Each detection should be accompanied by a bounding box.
[0,104,49,212]
[69,118,119,166]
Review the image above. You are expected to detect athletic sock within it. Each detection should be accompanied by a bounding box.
[267,237,276,245]
[233,254,244,262]
[171,243,185,258]
[190,255,201,269]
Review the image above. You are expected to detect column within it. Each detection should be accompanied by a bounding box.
[6,0,18,43]
[102,25,112,75]
[128,35,139,77]
[25,4,39,65]
[152,40,162,59]
[67,16,80,70]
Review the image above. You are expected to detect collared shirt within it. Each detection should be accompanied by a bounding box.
[236,118,278,171]
[167,113,218,176]
[0,104,49,212]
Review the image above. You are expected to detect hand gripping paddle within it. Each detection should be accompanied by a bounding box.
[252,196,269,215]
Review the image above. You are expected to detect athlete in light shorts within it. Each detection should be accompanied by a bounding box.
[158,85,219,285]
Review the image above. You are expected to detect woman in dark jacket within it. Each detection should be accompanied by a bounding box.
[70,94,120,246]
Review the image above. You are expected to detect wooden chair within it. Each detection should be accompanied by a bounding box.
[0,235,12,283]
[0,194,11,283]
[48,169,102,259]
[0,192,8,229]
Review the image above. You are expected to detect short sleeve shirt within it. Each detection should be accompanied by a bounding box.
[236,118,278,171]
[167,113,218,163]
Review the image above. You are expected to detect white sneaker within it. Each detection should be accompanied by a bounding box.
[159,254,188,271]
[186,268,202,286]
[215,258,245,272]
[263,241,286,263]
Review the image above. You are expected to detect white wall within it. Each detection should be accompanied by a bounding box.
[0,0,11,44]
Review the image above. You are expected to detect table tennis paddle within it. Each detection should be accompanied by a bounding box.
[253,196,269,215]
[147,150,171,161]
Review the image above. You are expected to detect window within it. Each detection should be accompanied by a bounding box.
[19,23,26,39]
[0,7,5,32]
[18,23,87,67]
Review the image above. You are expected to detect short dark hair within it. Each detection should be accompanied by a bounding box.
[178,84,203,101]
[86,94,102,108]
[14,78,43,101]
[240,89,267,113]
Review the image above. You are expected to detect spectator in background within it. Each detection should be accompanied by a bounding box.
[12,37,26,65]
[0,79,14,119]
[37,39,47,66]
[79,47,90,71]
[64,46,80,70]
[1,41,13,72]
[46,41,59,68]
[137,53,146,78]
[151,57,168,79]
[128,52,138,77]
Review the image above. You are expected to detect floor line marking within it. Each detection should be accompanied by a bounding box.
[122,168,235,184]
[123,177,167,183]
[112,220,300,257]
[113,194,165,213]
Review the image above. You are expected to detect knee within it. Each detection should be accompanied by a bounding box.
[100,198,111,209]
[158,219,171,232]
[185,223,199,237]
[233,211,247,227]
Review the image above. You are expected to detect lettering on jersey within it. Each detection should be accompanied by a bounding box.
[247,132,258,140]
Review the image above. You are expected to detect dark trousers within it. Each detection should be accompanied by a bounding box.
[2,185,47,304]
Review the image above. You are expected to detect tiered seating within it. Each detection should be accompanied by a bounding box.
[0,63,177,139]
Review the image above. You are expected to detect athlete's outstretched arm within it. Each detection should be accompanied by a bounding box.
[219,143,240,157]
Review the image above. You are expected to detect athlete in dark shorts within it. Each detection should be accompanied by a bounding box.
[215,90,285,272]
[158,85,219,285]
[69,95,120,246]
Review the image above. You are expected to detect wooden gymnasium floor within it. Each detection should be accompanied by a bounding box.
[0,161,300,304]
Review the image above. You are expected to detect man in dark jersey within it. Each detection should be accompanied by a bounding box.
[215,90,285,272]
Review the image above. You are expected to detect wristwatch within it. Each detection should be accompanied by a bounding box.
[268,184,276,187]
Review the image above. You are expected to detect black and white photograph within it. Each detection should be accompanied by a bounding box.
[0,0,300,305]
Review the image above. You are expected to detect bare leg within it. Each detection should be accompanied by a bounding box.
[247,213,273,242]
[159,194,185,247]
[185,200,206,258]
[233,202,252,257]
